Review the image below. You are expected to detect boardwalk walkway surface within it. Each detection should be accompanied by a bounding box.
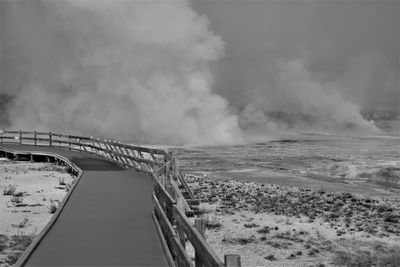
[0,144,169,266]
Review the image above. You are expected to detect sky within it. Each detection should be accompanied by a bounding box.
[0,0,399,144]
[192,0,399,113]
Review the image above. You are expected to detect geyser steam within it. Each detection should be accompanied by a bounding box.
[1,0,382,144]
[238,60,379,136]
[1,0,241,144]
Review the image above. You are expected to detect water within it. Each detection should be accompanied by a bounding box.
[174,120,400,199]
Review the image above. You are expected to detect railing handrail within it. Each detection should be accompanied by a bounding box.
[0,129,241,267]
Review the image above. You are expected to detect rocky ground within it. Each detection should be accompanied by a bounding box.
[186,174,400,267]
[0,159,75,266]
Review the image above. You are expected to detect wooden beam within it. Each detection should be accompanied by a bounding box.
[152,213,177,267]
[152,193,177,243]
[84,144,162,166]
[173,206,224,267]
[154,180,176,222]
[195,218,207,267]
[169,178,192,214]
[165,161,171,180]
[152,194,193,267]
[224,255,241,267]
[49,132,52,147]
[177,223,186,249]
[176,171,196,201]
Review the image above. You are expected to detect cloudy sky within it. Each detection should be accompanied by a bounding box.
[193,0,399,112]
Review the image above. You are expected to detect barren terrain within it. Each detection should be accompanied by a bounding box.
[187,175,400,266]
[0,159,74,266]
[177,132,400,266]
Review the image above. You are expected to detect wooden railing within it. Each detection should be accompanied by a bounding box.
[0,130,241,267]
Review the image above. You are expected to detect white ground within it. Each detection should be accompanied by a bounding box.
[200,203,400,267]
[0,159,74,266]
[185,175,400,267]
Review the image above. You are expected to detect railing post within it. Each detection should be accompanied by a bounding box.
[165,181,175,202]
[165,161,170,186]
[174,158,179,182]
[165,199,174,224]
[34,131,37,146]
[224,255,241,267]
[69,135,71,150]
[19,130,22,144]
[49,132,52,147]
[195,218,206,267]
[0,130,3,144]
[177,222,186,249]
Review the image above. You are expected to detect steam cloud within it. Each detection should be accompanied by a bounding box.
[1,0,242,144]
[239,59,380,136]
[1,0,390,144]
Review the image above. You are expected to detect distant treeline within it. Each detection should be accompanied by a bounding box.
[361,110,400,121]
[266,112,318,125]
[265,110,399,123]
[0,93,13,127]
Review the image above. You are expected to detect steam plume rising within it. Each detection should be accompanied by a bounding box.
[193,0,397,138]
[1,0,241,144]
[239,60,380,136]
[1,0,389,145]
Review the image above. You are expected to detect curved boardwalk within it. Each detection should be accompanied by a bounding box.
[0,144,168,266]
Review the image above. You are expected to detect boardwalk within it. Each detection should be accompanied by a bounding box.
[0,144,169,266]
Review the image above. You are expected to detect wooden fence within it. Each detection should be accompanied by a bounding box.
[0,130,241,267]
